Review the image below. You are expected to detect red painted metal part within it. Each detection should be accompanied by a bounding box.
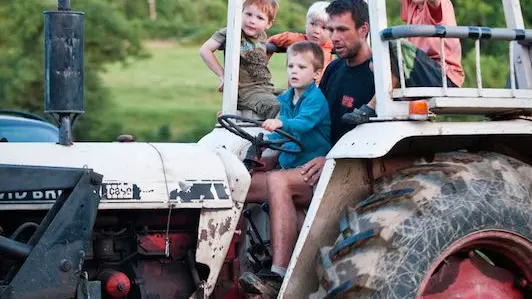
[98,270,131,298]
[134,232,197,298]
[421,255,521,298]
[137,232,194,259]
[213,226,247,299]
[418,230,532,298]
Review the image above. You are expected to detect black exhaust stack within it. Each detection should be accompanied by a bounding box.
[44,0,84,146]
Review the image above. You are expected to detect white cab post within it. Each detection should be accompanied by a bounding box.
[222,0,243,115]
[502,0,532,89]
[368,0,409,119]
[368,0,393,118]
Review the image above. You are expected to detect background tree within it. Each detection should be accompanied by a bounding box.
[148,0,157,21]
[0,0,146,140]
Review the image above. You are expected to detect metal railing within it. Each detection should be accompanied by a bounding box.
[385,25,532,99]
[368,0,532,119]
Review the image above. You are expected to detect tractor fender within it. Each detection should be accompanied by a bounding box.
[328,119,532,159]
[195,146,250,297]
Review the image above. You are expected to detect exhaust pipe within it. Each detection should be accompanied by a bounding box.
[44,0,84,146]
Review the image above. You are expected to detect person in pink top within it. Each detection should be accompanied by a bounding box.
[342,0,465,125]
[402,0,464,87]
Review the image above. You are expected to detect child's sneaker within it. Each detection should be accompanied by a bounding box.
[238,270,283,298]
[341,104,377,125]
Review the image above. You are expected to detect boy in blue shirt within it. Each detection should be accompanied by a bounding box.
[261,40,332,169]
[240,40,331,296]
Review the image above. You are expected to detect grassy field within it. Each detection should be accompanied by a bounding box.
[101,42,288,142]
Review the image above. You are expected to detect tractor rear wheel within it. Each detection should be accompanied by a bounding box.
[317,151,532,298]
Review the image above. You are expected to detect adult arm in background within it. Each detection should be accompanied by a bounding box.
[402,0,443,23]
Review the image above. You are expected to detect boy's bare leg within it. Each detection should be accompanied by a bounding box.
[267,169,313,269]
[239,161,319,296]
[246,172,269,203]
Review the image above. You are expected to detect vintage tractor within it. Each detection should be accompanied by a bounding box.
[200,0,532,298]
[0,0,531,299]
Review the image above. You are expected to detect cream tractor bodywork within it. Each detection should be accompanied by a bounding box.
[0,142,250,297]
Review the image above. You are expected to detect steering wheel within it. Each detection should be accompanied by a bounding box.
[217,114,304,154]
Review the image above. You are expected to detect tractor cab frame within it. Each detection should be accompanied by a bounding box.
[203,0,532,298]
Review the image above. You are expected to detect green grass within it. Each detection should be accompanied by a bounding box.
[101,42,288,142]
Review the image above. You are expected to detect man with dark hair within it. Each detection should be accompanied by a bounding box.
[320,0,374,143]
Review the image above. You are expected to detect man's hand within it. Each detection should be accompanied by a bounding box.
[300,156,326,186]
[262,119,283,132]
[217,76,224,92]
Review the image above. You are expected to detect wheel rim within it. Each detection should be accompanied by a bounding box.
[418,230,532,298]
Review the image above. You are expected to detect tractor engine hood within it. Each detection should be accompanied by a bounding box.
[0,142,242,210]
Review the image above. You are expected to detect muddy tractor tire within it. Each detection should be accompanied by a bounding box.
[316,151,532,298]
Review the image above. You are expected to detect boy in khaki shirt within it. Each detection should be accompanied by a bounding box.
[199,0,281,119]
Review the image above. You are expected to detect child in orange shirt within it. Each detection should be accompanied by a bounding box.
[342,0,465,125]
[266,1,332,85]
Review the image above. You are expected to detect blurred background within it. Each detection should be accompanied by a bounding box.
[1,0,531,142]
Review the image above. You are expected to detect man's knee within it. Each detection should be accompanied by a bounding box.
[267,171,290,196]
[267,170,309,199]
